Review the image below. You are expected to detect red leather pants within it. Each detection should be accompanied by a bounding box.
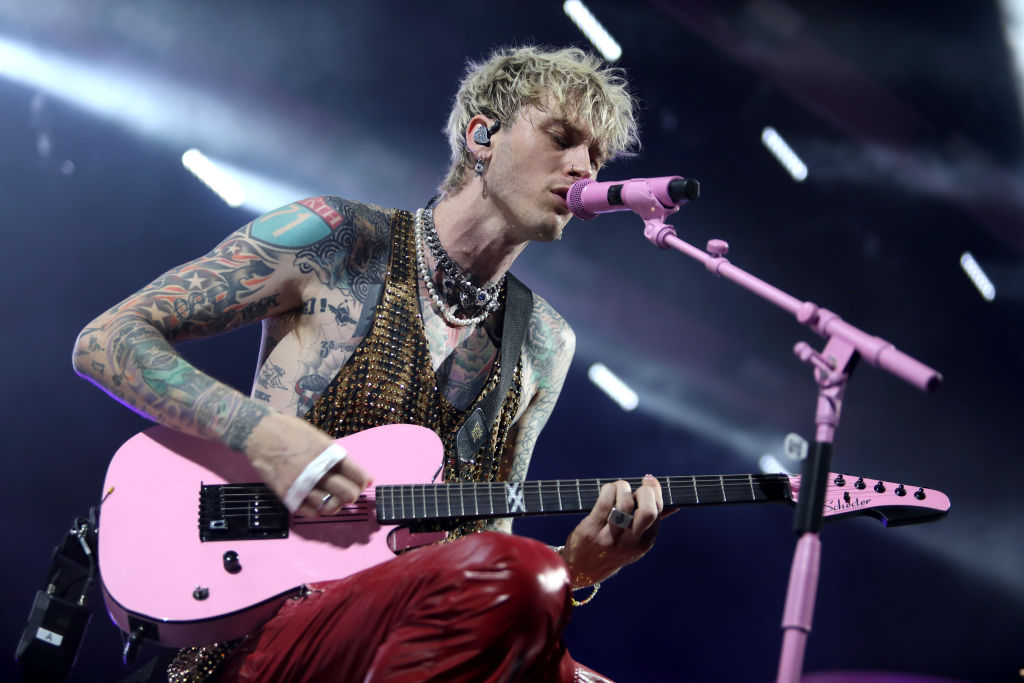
[217,533,612,682]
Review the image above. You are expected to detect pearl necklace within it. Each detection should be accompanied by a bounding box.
[419,203,505,313]
[414,208,502,327]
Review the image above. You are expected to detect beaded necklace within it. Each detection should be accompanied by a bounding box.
[414,202,504,327]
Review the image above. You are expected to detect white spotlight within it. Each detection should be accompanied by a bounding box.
[761,126,808,182]
[588,363,639,411]
[181,149,246,208]
[564,1,622,62]
[960,252,996,301]
[758,454,791,474]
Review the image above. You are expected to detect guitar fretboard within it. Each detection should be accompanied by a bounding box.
[375,474,791,525]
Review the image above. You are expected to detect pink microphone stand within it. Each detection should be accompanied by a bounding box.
[576,177,942,682]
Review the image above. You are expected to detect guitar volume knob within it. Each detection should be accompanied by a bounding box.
[223,550,242,574]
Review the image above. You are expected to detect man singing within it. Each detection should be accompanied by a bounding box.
[74,45,663,682]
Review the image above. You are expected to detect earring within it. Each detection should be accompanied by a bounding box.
[474,156,485,176]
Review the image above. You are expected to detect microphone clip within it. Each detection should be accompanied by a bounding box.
[615,180,681,248]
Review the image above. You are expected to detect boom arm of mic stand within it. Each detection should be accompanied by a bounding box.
[627,214,942,683]
[645,225,942,394]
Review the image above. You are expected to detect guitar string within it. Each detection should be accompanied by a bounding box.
[207,474,791,499]
[377,478,789,517]
[205,475,797,520]
[207,473,791,500]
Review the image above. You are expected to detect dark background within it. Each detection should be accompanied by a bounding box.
[2,1,1022,681]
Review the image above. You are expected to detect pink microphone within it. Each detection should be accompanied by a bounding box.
[567,176,700,220]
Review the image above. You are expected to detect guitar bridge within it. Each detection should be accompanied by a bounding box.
[198,483,290,541]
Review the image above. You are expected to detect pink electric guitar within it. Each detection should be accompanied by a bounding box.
[97,424,950,647]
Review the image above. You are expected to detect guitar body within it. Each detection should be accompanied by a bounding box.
[98,424,444,647]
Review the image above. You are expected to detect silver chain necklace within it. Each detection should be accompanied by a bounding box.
[414,206,504,327]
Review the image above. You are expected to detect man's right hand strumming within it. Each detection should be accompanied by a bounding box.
[244,411,372,517]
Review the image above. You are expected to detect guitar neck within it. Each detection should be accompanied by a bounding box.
[375,474,792,526]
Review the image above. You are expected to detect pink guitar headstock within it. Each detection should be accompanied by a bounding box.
[788,473,950,526]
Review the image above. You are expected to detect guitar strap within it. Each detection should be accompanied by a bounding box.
[454,273,533,472]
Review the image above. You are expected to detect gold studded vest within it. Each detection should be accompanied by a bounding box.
[304,209,523,490]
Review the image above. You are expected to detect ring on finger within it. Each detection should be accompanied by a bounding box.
[607,507,633,530]
[282,443,348,513]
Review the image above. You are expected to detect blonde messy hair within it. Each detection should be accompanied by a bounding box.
[441,45,639,195]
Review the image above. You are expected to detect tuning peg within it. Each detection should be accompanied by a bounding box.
[895,484,907,497]
[833,474,846,486]
[854,477,866,490]
[914,487,927,500]
[873,481,886,493]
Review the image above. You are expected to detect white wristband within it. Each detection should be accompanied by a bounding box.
[282,443,348,513]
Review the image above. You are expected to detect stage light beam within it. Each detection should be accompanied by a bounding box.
[182,149,245,208]
[588,363,638,411]
[761,126,808,182]
[564,1,622,62]
[960,251,996,301]
[999,0,1024,126]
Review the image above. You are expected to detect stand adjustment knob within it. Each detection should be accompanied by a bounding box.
[854,477,866,490]
[707,239,729,257]
[873,481,886,493]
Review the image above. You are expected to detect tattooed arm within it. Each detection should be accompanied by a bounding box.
[490,296,576,535]
[500,297,663,587]
[72,197,381,515]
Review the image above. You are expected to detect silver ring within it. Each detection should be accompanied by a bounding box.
[607,507,633,530]
[317,492,333,510]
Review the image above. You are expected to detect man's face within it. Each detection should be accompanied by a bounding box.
[483,104,603,243]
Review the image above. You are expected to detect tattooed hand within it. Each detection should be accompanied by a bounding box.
[242,411,373,517]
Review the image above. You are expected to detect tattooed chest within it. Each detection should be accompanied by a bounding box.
[251,291,373,417]
[251,286,525,417]
[420,298,500,410]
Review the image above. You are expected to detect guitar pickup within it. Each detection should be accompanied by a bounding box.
[198,483,290,542]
